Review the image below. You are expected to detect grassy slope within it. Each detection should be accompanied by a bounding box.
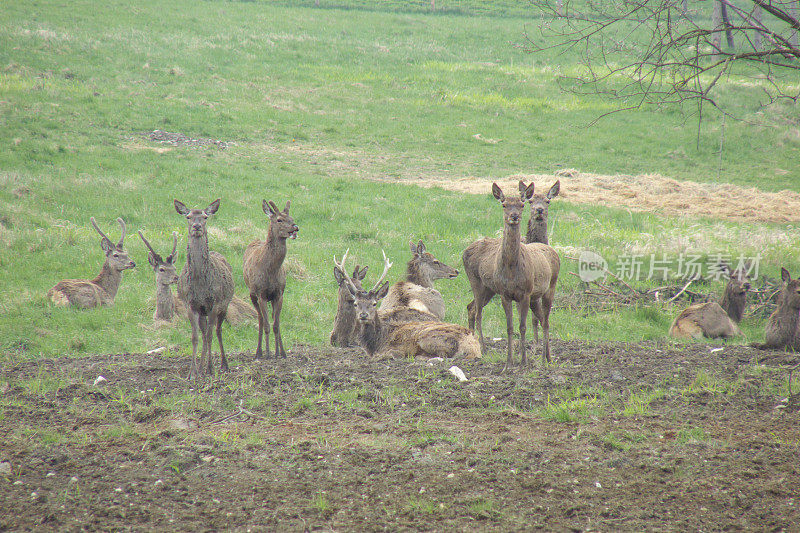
[0,0,798,359]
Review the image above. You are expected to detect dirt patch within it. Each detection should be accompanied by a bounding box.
[394,170,800,224]
[1,341,799,531]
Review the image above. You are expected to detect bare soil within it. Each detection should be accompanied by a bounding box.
[2,341,799,531]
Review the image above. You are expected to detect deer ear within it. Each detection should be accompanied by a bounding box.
[267,201,280,217]
[174,200,189,216]
[205,199,221,216]
[100,238,114,254]
[262,199,271,217]
[547,180,560,199]
[374,280,390,300]
[284,200,291,213]
[491,183,504,202]
[523,182,536,200]
[781,267,791,283]
[518,180,528,196]
[418,240,426,255]
[333,266,345,286]
[409,240,417,254]
[148,252,158,269]
[357,265,369,281]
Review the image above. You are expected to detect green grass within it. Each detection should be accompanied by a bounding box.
[0,0,799,359]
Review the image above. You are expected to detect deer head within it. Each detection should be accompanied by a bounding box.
[339,251,393,324]
[722,264,751,296]
[264,200,299,240]
[493,181,534,226]
[527,180,560,221]
[780,267,800,310]
[90,217,135,271]
[174,198,220,239]
[408,240,458,284]
[138,230,179,287]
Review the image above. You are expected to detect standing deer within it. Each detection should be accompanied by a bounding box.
[524,180,560,345]
[330,249,439,347]
[138,230,180,322]
[174,199,234,378]
[243,199,298,359]
[338,252,480,359]
[752,268,800,351]
[378,240,459,320]
[670,266,750,339]
[48,217,135,308]
[463,182,561,367]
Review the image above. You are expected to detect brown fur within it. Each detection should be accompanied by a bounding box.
[670,267,750,340]
[243,199,298,359]
[47,217,135,308]
[379,240,458,320]
[753,267,800,351]
[175,199,235,378]
[463,181,560,366]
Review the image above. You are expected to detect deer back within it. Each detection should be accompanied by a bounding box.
[669,302,740,339]
[388,321,481,359]
[763,268,800,349]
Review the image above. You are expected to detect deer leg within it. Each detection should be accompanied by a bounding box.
[473,294,487,353]
[188,311,200,380]
[217,313,229,372]
[530,298,540,345]
[258,296,272,359]
[197,314,209,376]
[540,293,554,364]
[251,294,265,359]
[519,296,530,366]
[272,295,286,358]
[500,296,515,370]
[466,300,475,331]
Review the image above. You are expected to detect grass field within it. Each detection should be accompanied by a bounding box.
[2,1,800,530]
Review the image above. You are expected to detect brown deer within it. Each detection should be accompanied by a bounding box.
[670,266,750,340]
[524,180,560,345]
[330,249,439,347]
[243,199,298,359]
[48,217,135,308]
[752,268,800,351]
[378,240,459,320]
[174,199,235,378]
[138,230,180,321]
[338,252,480,359]
[463,181,561,367]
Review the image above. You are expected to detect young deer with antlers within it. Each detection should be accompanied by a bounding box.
[378,240,459,320]
[752,267,800,351]
[330,249,439,347]
[48,217,136,308]
[138,230,181,322]
[243,200,299,359]
[337,251,480,359]
[670,266,750,340]
[174,199,235,378]
[463,182,560,367]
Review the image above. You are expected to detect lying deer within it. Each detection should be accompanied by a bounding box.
[669,266,750,340]
[330,249,438,347]
[243,199,298,359]
[138,230,180,321]
[524,180,560,345]
[338,252,480,359]
[174,199,235,378]
[48,217,135,308]
[752,267,800,351]
[463,181,560,366]
[378,240,459,320]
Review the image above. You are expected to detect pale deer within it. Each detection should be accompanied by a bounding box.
[338,252,480,359]
[48,217,135,308]
[330,249,438,347]
[524,180,560,345]
[174,199,235,378]
[670,266,750,340]
[378,240,459,320]
[752,267,800,351]
[243,200,298,359]
[138,230,180,322]
[463,182,560,367]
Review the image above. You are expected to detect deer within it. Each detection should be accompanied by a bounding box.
[337,251,480,359]
[138,230,180,321]
[330,249,439,347]
[524,179,560,346]
[174,199,235,378]
[752,267,800,351]
[378,240,459,320]
[243,199,299,359]
[670,266,750,340]
[48,217,135,308]
[463,181,561,367]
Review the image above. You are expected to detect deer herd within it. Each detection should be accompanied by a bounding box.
[47,180,800,378]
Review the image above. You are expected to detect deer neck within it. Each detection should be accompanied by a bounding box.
[265,227,288,269]
[406,261,432,288]
[155,282,176,320]
[331,295,356,347]
[719,285,745,323]
[500,220,523,267]
[186,234,212,286]
[91,258,123,298]
[359,316,386,356]
[526,217,548,245]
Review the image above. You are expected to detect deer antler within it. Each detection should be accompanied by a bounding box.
[333,248,350,274]
[116,218,126,249]
[369,250,393,294]
[90,217,115,249]
[137,230,162,263]
[334,249,362,294]
[168,231,178,262]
